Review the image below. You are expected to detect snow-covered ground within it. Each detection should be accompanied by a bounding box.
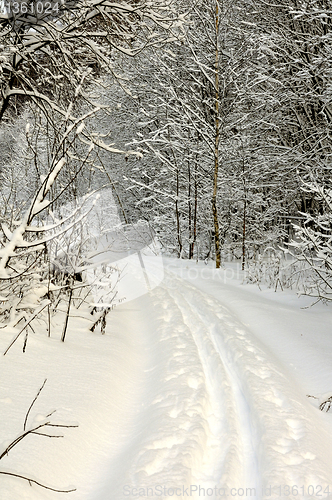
[1,257,332,500]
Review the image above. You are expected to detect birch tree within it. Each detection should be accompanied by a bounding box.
[122,0,249,266]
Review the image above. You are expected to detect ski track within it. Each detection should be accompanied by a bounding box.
[172,286,260,496]
[2,266,332,500]
[113,272,332,500]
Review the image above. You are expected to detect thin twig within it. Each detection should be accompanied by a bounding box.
[0,382,78,493]
[24,379,47,431]
[61,285,73,342]
[3,301,50,356]
[0,471,76,493]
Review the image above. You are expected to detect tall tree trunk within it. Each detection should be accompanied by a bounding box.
[188,152,192,258]
[176,165,183,257]
[241,152,247,271]
[212,0,221,268]
[189,160,198,260]
[242,197,246,271]
[167,117,182,258]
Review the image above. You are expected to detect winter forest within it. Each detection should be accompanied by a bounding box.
[1,0,332,499]
[1,0,332,301]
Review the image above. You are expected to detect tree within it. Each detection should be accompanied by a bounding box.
[0,0,181,120]
[289,174,332,302]
[233,0,332,288]
[0,0,183,334]
[121,0,252,266]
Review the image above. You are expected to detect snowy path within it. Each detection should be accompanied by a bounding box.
[1,259,332,500]
[172,283,259,494]
[96,268,332,500]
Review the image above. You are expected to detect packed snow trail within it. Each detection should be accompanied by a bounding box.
[95,269,332,500]
[172,285,260,495]
[1,259,332,500]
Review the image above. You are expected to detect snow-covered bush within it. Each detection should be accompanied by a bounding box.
[0,98,100,346]
[289,177,332,303]
[245,248,311,293]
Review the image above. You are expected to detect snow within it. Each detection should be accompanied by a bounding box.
[1,258,332,499]
[50,188,164,304]
[0,217,28,277]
